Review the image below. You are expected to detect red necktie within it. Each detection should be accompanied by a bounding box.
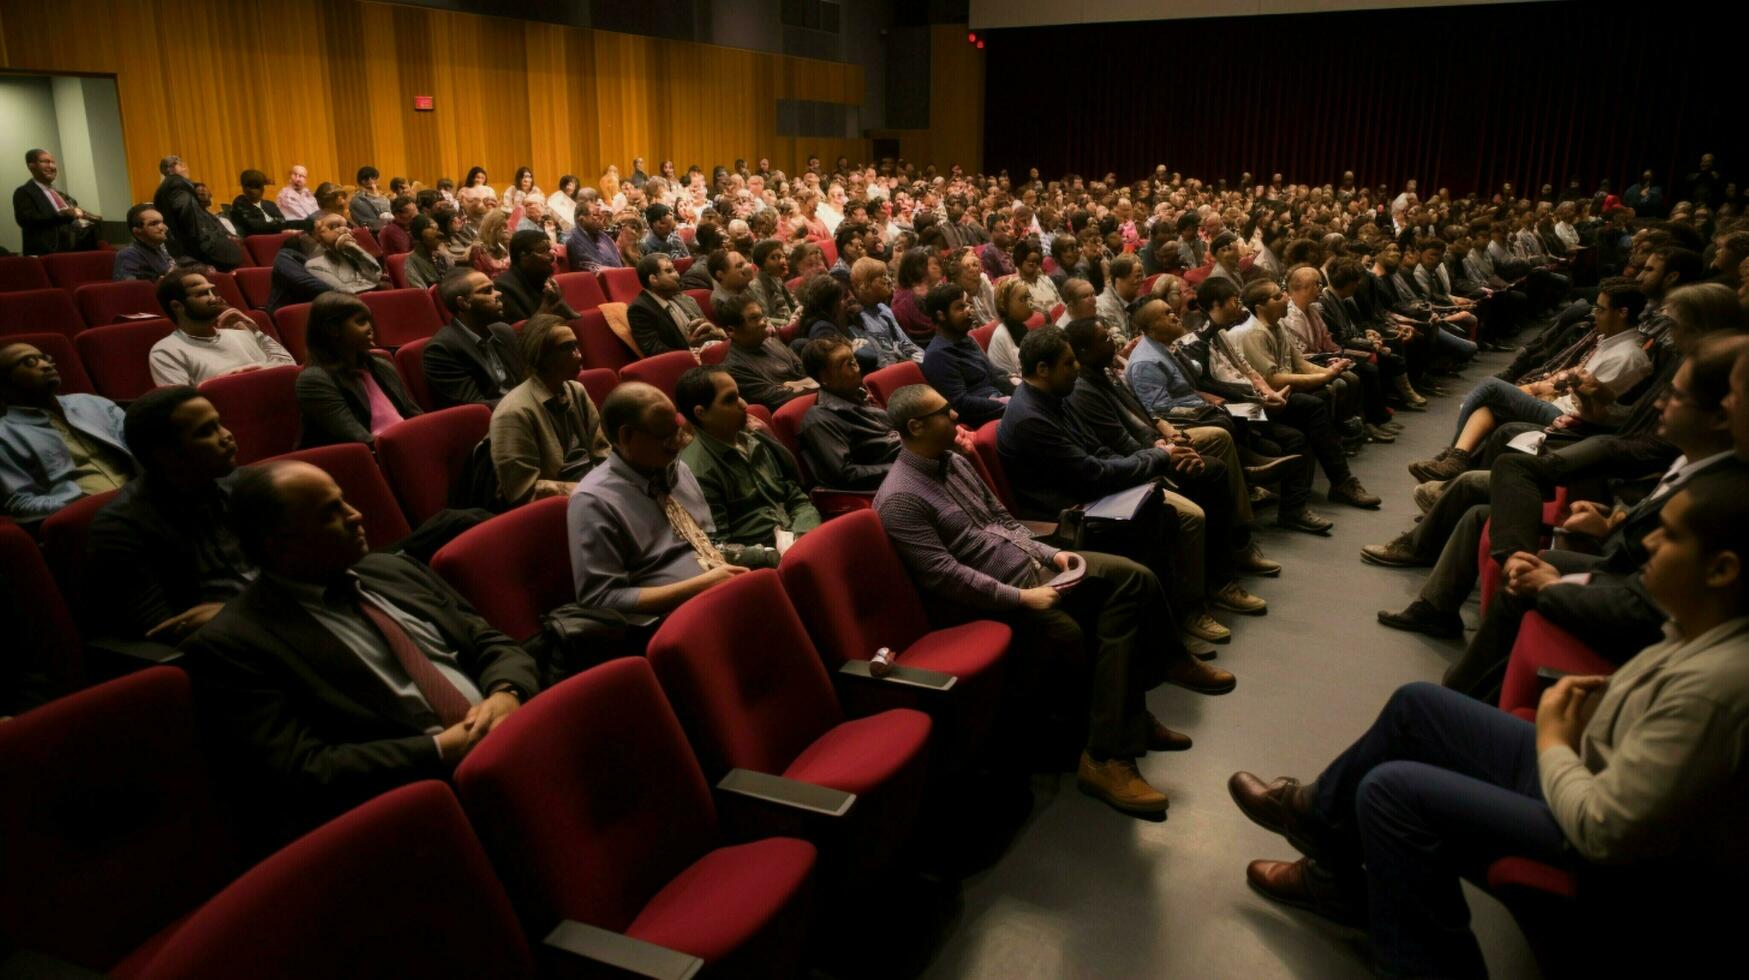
[358,596,473,726]
[44,185,66,210]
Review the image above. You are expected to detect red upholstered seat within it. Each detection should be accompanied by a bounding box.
[577,307,640,371]
[0,254,51,292]
[553,271,607,311]
[75,280,161,325]
[39,488,119,628]
[376,404,491,525]
[684,287,718,324]
[4,330,93,393]
[0,668,238,973]
[1498,612,1616,719]
[393,336,435,409]
[0,287,85,341]
[384,251,411,289]
[970,419,1021,512]
[454,658,816,976]
[970,321,998,351]
[672,256,694,276]
[819,240,838,267]
[361,288,443,348]
[771,392,814,471]
[699,340,728,364]
[233,266,273,309]
[863,359,925,406]
[207,271,249,312]
[431,496,571,643]
[129,781,537,980]
[198,365,303,463]
[577,366,618,409]
[40,250,116,291]
[0,520,86,698]
[621,349,699,399]
[268,443,411,548]
[348,225,382,257]
[76,318,175,400]
[244,232,298,267]
[1486,856,1578,899]
[272,302,311,362]
[599,266,643,303]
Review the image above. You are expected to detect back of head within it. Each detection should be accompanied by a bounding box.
[229,462,295,565]
[1689,332,1749,410]
[1017,325,1069,377]
[800,337,846,380]
[124,385,204,470]
[304,291,372,366]
[1667,282,1749,337]
[518,313,570,376]
[798,273,844,322]
[600,381,668,446]
[1657,246,1707,288]
[1241,278,1277,313]
[1107,253,1139,283]
[1196,275,1239,313]
[673,365,727,425]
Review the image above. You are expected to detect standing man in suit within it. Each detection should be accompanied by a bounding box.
[627,252,721,355]
[185,460,538,835]
[12,148,100,255]
[153,155,243,270]
[424,268,526,408]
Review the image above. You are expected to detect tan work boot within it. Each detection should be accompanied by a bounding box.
[1077,753,1170,814]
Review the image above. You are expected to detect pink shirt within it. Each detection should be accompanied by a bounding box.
[358,370,403,436]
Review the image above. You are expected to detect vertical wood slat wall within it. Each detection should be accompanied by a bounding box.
[0,0,868,205]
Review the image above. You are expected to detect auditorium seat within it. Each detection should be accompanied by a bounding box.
[0,667,240,975]
[819,240,838,267]
[272,302,312,362]
[0,520,86,702]
[971,321,998,351]
[769,392,873,517]
[431,497,570,644]
[75,318,175,400]
[780,509,1011,773]
[553,271,607,311]
[384,251,411,289]
[863,360,925,407]
[453,657,817,978]
[269,443,412,548]
[361,288,443,348]
[684,288,717,325]
[234,266,273,309]
[75,280,161,326]
[40,250,115,292]
[0,287,85,341]
[1498,611,1616,721]
[576,307,639,371]
[349,226,382,257]
[243,308,282,344]
[1042,256,1059,277]
[672,256,694,276]
[621,349,699,399]
[244,232,298,267]
[198,365,303,463]
[646,569,932,884]
[599,266,643,304]
[130,781,540,980]
[1049,302,1064,322]
[4,331,94,393]
[39,488,119,631]
[577,366,618,410]
[208,271,249,312]
[392,336,435,409]
[1025,311,1045,330]
[0,254,52,292]
[779,318,802,346]
[699,340,729,364]
[970,419,1022,513]
[786,274,806,293]
[376,405,491,526]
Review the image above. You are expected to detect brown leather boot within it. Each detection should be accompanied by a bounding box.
[1077,753,1170,814]
[1245,857,1367,929]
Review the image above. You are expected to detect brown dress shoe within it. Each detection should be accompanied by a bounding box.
[1245,858,1367,929]
[1146,712,1193,752]
[1164,656,1236,695]
[1359,533,1428,568]
[1227,772,1323,858]
[1211,581,1267,615]
[1077,753,1170,814]
[1235,545,1283,577]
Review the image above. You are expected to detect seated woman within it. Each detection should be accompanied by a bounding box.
[890,248,938,342]
[403,214,453,290]
[488,314,608,506]
[468,208,512,279]
[295,292,422,448]
[985,276,1032,382]
[1012,238,1062,318]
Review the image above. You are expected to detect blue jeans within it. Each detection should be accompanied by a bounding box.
[1306,682,1567,978]
[1451,377,1561,444]
[1431,324,1478,362]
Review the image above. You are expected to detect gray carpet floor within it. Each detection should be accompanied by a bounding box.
[919,347,1540,979]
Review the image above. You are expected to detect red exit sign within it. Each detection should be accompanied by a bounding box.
[413,95,435,111]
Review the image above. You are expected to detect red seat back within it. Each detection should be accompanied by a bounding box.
[672,256,694,276]
[646,569,843,779]
[393,336,435,410]
[376,405,491,526]
[683,288,717,324]
[819,239,838,267]
[75,318,175,400]
[552,271,607,312]
[576,367,618,409]
[598,266,643,303]
[970,321,998,351]
[453,658,719,937]
[0,287,85,341]
[198,364,304,463]
[234,266,273,309]
[0,668,237,972]
[40,250,116,291]
[272,303,312,362]
[0,255,52,292]
[0,520,85,698]
[244,232,298,267]
[384,251,411,289]
[431,497,569,643]
[133,781,534,980]
[208,271,249,311]
[39,488,119,627]
[268,443,412,548]
[4,331,93,393]
[778,509,932,668]
[770,392,816,469]
[361,288,443,348]
[863,359,925,407]
[349,226,382,257]
[620,349,698,400]
[576,308,639,371]
[75,279,163,326]
[970,419,1020,512]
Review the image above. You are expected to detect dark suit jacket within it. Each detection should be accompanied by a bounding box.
[154,173,244,269]
[296,355,424,447]
[1556,457,1749,576]
[230,195,308,238]
[628,290,702,355]
[184,552,539,831]
[11,181,78,255]
[86,472,252,639]
[492,266,547,323]
[996,381,1169,521]
[422,318,526,408]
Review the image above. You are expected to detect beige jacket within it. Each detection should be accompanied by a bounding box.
[488,377,608,505]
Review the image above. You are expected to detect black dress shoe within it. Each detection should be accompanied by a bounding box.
[1377,600,1464,638]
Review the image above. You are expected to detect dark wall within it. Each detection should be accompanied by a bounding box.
[981,1,1747,196]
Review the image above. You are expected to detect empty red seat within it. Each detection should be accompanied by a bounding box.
[384,251,411,289]
[577,366,618,409]
[3,331,94,393]
[577,307,640,371]
[863,359,926,407]
[244,232,298,267]
[0,287,85,341]
[392,335,435,409]
[431,497,570,643]
[620,349,699,399]
[1498,612,1617,721]
[0,255,51,292]
[233,266,273,309]
[0,520,86,702]
[454,657,817,977]
[130,781,539,980]
[970,321,998,351]
[267,443,412,548]
[0,668,239,974]
[684,288,717,324]
[75,279,162,326]
[272,302,312,362]
[75,318,176,400]
[599,266,643,303]
[361,288,443,348]
[553,271,607,311]
[40,250,117,291]
[376,405,491,525]
[198,364,303,463]
[207,270,249,311]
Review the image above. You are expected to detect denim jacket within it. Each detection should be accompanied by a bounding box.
[0,394,133,520]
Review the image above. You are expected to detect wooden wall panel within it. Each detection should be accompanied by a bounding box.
[0,0,869,205]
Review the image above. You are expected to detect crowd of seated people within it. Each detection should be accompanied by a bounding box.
[5,146,1749,977]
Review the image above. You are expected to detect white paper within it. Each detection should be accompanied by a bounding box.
[1506,430,1547,455]
[1226,402,1269,422]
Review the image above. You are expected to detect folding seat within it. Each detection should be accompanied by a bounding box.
[455,658,817,978]
[75,318,175,400]
[271,301,312,362]
[392,335,435,409]
[1042,256,1059,277]
[40,488,121,629]
[0,287,85,341]
[0,520,86,702]
[207,271,249,312]
[673,256,695,276]
[242,308,281,343]
[970,321,998,351]
[233,266,273,309]
[348,225,382,257]
[40,250,115,291]
[1025,311,1045,330]
[384,251,411,289]
[1141,273,1162,294]
[361,287,443,348]
[75,279,163,326]
[646,569,932,883]
[1497,611,1616,721]
[779,318,803,345]
[130,781,546,980]
[0,667,240,975]
[0,254,51,292]
[786,274,806,293]
[685,287,718,324]
[577,366,618,409]
[970,419,1023,514]
[376,405,492,525]
[268,443,412,549]
[699,340,729,364]
[621,349,701,400]
[780,509,1011,773]
[863,359,925,407]
[553,270,607,311]
[3,331,93,393]
[431,497,572,644]
[599,266,643,303]
[197,364,303,463]
[1049,301,1065,322]
[244,232,297,267]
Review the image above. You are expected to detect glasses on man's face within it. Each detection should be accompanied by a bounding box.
[915,404,954,423]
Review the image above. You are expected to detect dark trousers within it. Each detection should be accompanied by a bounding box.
[1012,551,1170,760]
[1405,471,1493,613]
[1271,391,1353,487]
[1487,434,1675,560]
[1307,682,1566,979]
[1246,420,1314,512]
[1171,456,1238,593]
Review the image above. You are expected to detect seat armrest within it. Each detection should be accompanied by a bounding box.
[541,920,704,980]
[84,636,183,675]
[836,659,956,692]
[716,768,855,817]
[1021,519,1059,537]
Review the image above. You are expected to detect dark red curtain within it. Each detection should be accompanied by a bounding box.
[981,1,1747,198]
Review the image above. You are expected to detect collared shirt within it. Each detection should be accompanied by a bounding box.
[113,241,174,281]
[1282,302,1338,355]
[1233,314,1315,380]
[1551,328,1651,416]
[1095,285,1133,341]
[798,387,900,490]
[45,412,131,497]
[723,337,811,411]
[567,451,716,611]
[148,325,296,387]
[873,448,1058,611]
[0,394,135,520]
[642,229,688,259]
[856,303,925,366]
[1125,335,1208,414]
[678,428,820,548]
[276,186,319,221]
[271,571,484,736]
[34,179,67,210]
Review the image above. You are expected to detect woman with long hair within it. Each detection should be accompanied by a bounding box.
[294,292,421,448]
[503,167,541,210]
[986,276,1033,380]
[468,208,511,278]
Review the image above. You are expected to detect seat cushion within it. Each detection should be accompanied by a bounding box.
[899,620,1010,680]
[782,707,932,796]
[627,837,815,971]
